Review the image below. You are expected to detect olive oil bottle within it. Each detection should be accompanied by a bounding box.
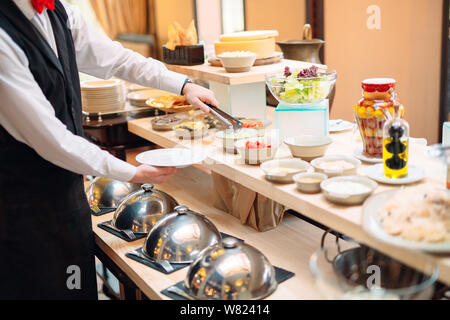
[383,103,409,178]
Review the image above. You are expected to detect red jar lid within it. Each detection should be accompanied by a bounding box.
[362,78,396,92]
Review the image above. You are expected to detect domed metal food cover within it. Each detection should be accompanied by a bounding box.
[185,237,278,300]
[112,184,178,233]
[85,177,140,208]
[143,205,221,263]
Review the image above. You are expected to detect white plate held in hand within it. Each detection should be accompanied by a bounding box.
[136,148,207,168]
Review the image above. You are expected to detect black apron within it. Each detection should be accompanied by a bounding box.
[0,1,97,300]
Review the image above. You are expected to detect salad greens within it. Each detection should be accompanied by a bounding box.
[270,66,331,104]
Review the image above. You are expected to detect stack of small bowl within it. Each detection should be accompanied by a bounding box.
[81,79,126,113]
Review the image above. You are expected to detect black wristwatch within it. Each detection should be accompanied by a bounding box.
[181,78,193,94]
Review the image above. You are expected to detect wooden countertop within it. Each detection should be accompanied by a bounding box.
[127,107,450,285]
[92,166,326,300]
[165,59,322,85]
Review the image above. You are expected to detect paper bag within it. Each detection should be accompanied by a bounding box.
[212,172,285,232]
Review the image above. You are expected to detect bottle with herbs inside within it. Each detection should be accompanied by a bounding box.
[354,78,404,158]
[383,103,409,178]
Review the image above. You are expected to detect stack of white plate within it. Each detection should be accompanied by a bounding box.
[81,79,126,113]
[127,89,173,107]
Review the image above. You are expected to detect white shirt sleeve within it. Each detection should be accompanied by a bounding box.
[0,29,137,182]
[62,1,188,94]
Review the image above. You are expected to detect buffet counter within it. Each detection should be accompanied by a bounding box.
[126,107,450,286]
[92,165,325,299]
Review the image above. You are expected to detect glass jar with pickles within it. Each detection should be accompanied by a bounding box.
[354,78,404,158]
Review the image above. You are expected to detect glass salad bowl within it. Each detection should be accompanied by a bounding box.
[266,65,337,104]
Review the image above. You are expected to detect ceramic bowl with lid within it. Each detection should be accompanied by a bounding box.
[85,177,140,208]
[143,205,222,264]
[185,237,278,300]
[112,184,178,233]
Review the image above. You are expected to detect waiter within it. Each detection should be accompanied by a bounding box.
[0,0,219,299]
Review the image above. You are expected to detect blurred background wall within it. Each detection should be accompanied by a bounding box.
[324,0,443,143]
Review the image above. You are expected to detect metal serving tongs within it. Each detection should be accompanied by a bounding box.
[206,103,243,131]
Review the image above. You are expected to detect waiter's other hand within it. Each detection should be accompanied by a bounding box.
[182,82,219,113]
[130,165,177,184]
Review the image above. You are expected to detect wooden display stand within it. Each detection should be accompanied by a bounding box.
[166,59,320,119]
[127,107,450,286]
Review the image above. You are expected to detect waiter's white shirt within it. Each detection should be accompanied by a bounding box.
[0,0,188,181]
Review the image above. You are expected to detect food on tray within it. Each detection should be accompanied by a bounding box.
[165,20,198,50]
[152,115,180,125]
[214,30,278,59]
[354,78,405,158]
[378,187,450,243]
[174,121,207,131]
[241,119,264,128]
[316,160,355,171]
[268,66,333,104]
[151,115,182,130]
[325,181,372,195]
[149,95,190,109]
[245,141,271,149]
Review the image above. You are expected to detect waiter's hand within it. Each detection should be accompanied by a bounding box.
[182,82,219,113]
[130,165,177,184]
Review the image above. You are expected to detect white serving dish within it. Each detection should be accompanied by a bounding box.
[320,175,377,205]
[217,52,257,73]
[293,172,327,193]
[234,136,280,165]
[260,158,310,183]
[284,135,333,161]
[364,164,426,185]
[362,190,450,252]
[215,128,258,154]
[311,155,361,177]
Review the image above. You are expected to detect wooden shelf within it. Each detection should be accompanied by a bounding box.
[92,166,326,300]
[128,107,450,285]
[165,59,322,85]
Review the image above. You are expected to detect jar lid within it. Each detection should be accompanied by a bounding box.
[362,78,396,92]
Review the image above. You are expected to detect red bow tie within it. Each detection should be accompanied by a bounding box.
[31,0,55,14]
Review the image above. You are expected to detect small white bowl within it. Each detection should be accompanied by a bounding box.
[293,172,327,193]
[311,155,361,177]
[235,136,280,165]
[260,158,310,183]
[218,52,257,73]
[320,175,377,205]
[284,135,333,161]
[216,128,258,154]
